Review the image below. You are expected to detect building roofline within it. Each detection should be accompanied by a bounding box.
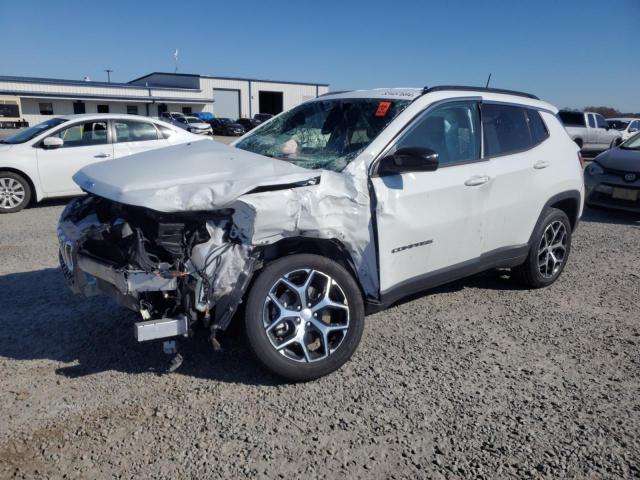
[0,75,201,92]
[129,71,330,87]
[0,90,208,104]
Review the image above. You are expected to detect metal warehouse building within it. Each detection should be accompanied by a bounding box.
[0,72,329,127]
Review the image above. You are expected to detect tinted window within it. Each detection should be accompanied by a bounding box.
[113,120,159,143]
[526,109,549,144]
[73,102,85,114]
[127,105,139,115]
[588,115,596,128]
[0,101,20,118]
[595,114,606,129]
[97,104,109,114]
[558,112,585,127]
[39,103,53,115]
[482,104,532,157]
[398,101,481,166]
[52,121,108,147]
[631,121,640,131]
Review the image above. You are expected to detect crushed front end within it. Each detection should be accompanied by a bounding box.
[58,195,257,345]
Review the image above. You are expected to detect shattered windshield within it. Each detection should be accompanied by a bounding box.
[235,98,410,171]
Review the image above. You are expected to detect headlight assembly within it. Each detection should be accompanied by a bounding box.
[586,162,604,175]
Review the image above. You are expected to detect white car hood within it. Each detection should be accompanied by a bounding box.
[73,139,318,212]
[0,144,14,153]
[189,122,211,129]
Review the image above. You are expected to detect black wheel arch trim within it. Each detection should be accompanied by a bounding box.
[528,190,582,246]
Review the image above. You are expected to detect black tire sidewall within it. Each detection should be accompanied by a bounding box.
[528,208,572,287]
[244,254,365,382]
[0,172,31,213]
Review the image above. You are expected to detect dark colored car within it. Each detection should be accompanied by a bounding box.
[253,113,274,122]
[210,118,245,136]
[584,132,640,212]
[236,118,261,132]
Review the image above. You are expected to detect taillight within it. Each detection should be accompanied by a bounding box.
[578,152,585,168]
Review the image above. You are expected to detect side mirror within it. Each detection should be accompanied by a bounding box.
[42,137,64,149]
[378,147,439,175]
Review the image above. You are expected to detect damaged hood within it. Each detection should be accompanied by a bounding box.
[73,139,319,212]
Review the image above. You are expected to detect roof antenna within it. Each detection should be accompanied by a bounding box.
[485,73,492,88]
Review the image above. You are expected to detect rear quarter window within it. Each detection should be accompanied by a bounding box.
[558,111,585,127]
[526,109,549,144]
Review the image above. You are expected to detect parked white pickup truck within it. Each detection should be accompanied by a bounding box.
[558,111,622,153]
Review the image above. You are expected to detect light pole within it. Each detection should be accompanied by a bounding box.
[105,69,113,83]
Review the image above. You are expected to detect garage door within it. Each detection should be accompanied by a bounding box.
[212,89,240,119]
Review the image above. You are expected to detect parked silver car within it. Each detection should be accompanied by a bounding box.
[173,116,212,135]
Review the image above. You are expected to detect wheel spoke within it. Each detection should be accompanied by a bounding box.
[275,337,297,351]
[266,316,288,333]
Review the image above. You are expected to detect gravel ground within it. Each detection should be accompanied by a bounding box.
[0,200,639,479]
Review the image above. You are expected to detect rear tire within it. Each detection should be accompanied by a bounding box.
[0,171,32,213]
[244,254,364,382]
[513,208,572,288]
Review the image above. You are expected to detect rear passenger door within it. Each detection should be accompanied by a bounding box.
[111,119,168,158]
[481,103,552,253]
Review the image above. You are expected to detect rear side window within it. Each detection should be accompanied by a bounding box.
[482,104,532,157]
[558,111,585,127]
[526,109,549,144]
[595,114,606,129]
[157,125,175,139]
[113,120,159,143]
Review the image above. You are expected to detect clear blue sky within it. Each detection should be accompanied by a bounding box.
[2,0,639,111]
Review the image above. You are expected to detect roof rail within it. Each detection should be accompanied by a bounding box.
[422,85,539,100]
[317,90,352,97]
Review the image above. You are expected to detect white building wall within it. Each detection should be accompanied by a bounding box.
[199,78,250,117]
[199,77,328,119]
[20,98,153,125]
[2,75,329,125]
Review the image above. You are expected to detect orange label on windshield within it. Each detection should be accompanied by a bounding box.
[375,101,392,117]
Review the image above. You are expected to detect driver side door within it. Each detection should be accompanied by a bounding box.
[371,100,489,296]
[36,120,113,195]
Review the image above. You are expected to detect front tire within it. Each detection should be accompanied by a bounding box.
[244,254,365,382]
[513,208,572,288]
[0,171,31,213]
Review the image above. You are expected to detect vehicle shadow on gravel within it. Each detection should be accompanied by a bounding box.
[581,206,640,226]
[0,268,281,386]
[387,269,526,310]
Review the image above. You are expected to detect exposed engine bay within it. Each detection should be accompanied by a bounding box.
[58,195,257,347]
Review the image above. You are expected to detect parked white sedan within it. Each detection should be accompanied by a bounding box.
[0,114,202,212]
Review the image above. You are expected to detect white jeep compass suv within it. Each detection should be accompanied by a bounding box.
[58,86,584,381]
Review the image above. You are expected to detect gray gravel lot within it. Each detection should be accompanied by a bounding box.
[0,200,639,479]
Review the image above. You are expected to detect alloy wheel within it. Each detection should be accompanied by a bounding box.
[0,177,26,210]
[537,220,567,279]
[262,269,350,363]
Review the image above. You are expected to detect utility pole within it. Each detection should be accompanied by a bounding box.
[105,69,113,83]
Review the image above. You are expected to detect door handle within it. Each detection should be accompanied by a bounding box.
[534,160,550,169]
[94,153,111,159]
[464,175,490,187]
